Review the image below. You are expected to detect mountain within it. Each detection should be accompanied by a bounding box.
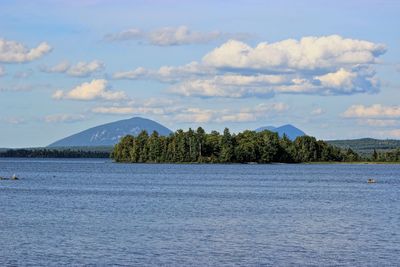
[256,124,306,140]
[48,117,173,147]
[327,138,400,156]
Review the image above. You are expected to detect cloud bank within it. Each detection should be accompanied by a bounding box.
[0,38,51,63]
[91,101,288,124]
[113,35,385,98]
[343,104,400,118]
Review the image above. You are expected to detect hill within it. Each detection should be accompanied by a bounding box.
[327,138,400,155]
[256,124,306,140]
[48,117,172,147]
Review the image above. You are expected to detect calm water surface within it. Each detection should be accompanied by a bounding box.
[0,158,399,266]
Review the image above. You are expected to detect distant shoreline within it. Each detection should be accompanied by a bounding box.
[1,157,399,165]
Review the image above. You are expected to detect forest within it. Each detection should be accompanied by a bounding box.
[111,127,361,163]
[0,149,109,158]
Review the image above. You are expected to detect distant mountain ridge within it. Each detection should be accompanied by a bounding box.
[256,124,306,140]
[327,138,400,155]
[48,117,172,147]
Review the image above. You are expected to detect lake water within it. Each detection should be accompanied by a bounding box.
[1,158,399,266]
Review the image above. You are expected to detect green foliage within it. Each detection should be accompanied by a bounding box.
[327,138,400,156]
[112,129,359,163]
[373,148,400,162]
[0,148,109,158]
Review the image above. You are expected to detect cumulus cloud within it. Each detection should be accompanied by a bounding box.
[41,60,104,77]
[343,104,400,118]
[114,35,385,98]
[169,74,288,98]
[104,26,233,46]
[169,67,378,97]
[53,79,127,101]
[113,61,214,82]
[0,38,51,63]
[44,114,86,123]
[67,61,105,76]
[203,35,385,71]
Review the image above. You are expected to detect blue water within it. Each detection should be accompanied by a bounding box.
[1,158,399,266]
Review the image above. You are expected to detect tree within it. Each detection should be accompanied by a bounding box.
[220,128,234,163]
[372,149,378,161]
[234,130,257,163]
[147,131,161,162]
[257,130,280,163]
[196,127,206,162]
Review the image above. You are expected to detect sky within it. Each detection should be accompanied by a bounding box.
[1,0,400,147]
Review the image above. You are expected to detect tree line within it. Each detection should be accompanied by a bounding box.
[111,127,361,163]
[372,148,400,162]
[0,149,109,158]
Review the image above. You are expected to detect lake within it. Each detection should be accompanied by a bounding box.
[1,158,399,266]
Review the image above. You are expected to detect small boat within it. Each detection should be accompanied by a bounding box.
[367,178,376,184]
[0,174,19,180]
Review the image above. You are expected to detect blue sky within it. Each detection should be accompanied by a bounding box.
[1,0,400,147]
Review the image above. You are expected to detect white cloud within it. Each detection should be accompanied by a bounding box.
[41,60,104,77]
[41,61,70,73]
[343,104,400,118]
[0,38,51,63]
[103,28,143,42]
[92,97,182,116]
[114,35,384,98]
[92,106,167,115]
[175,103,288,123]
[148,26,221,46]
[67,60,104,76]
[169,67,378,97]
[316,68,357,89]
[105,26,234,46]
[92,106,136,115]
[169,74,286,98]
[53,79,127,101]
[44,114,86,123]
[174,108,216,123]
[203,35,385,71]
[0,65,4,76]
[113,61,214,82]
[91,101,288,124]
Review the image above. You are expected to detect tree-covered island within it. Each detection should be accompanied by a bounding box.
[111,128,361,163]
